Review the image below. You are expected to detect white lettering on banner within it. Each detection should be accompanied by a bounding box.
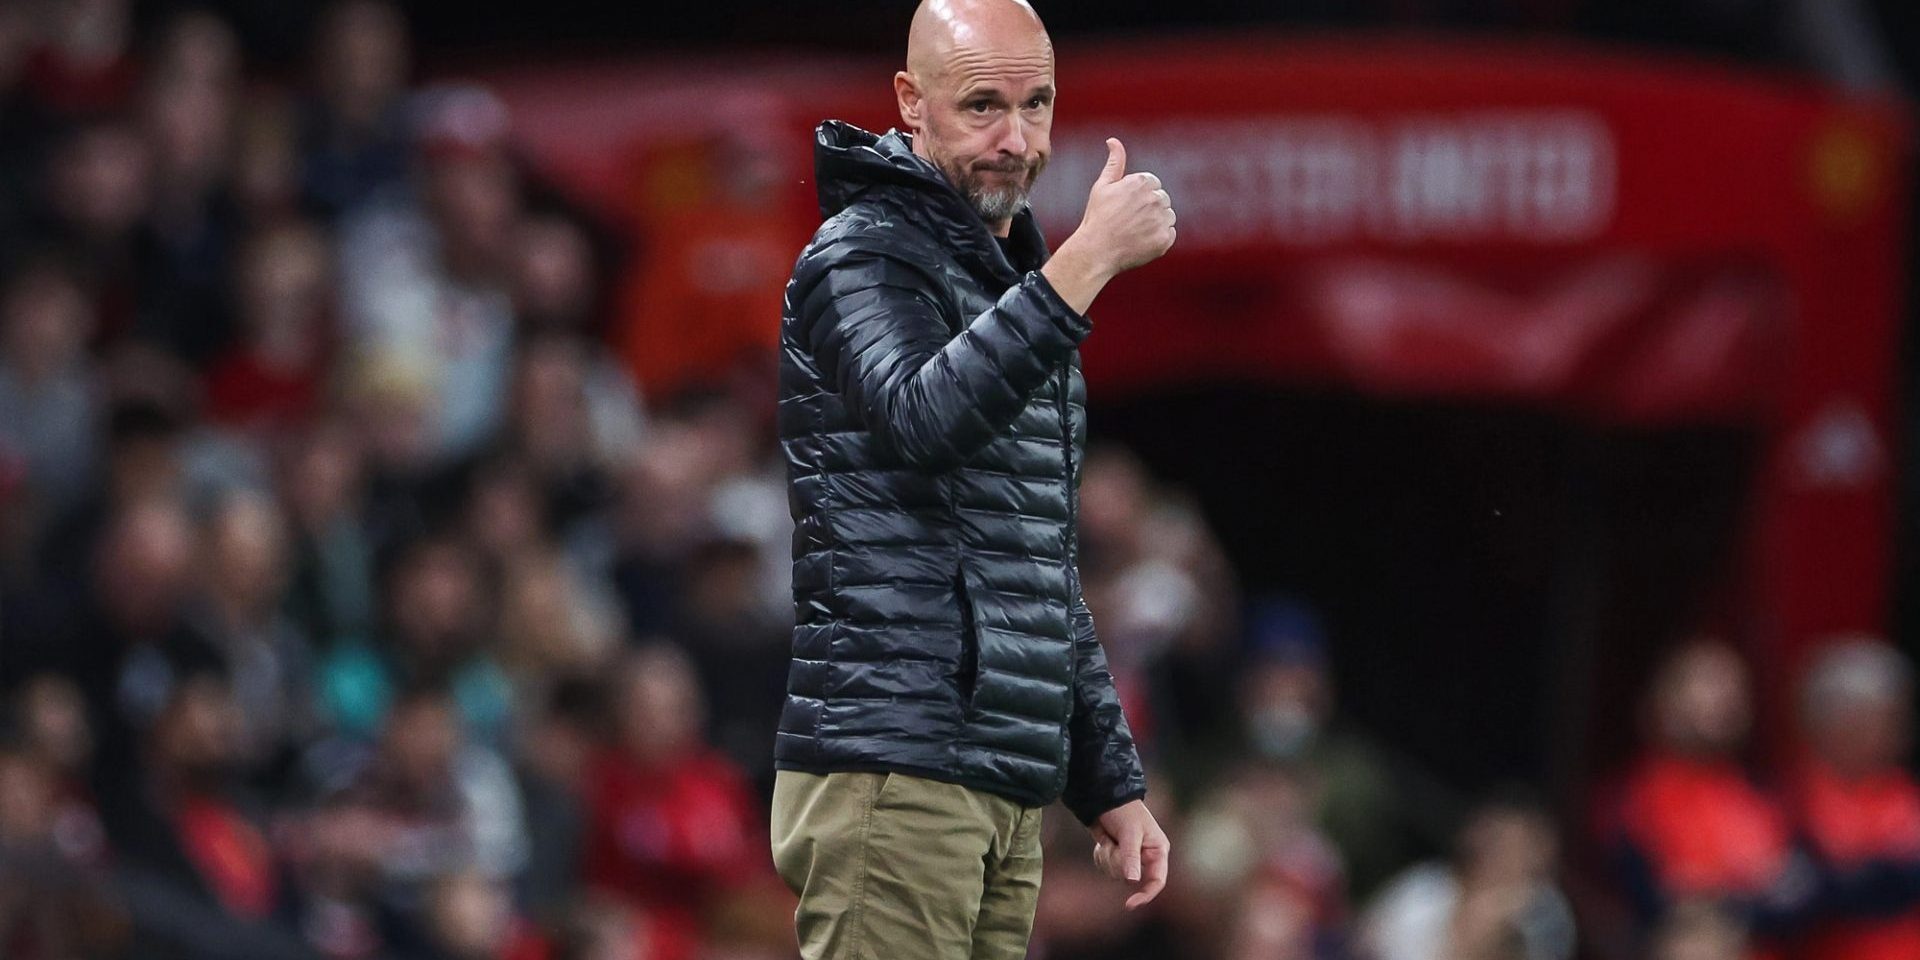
[1030,111,1617,247]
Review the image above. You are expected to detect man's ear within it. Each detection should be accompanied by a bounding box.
[894,70,923,131]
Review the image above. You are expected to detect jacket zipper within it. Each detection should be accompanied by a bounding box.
[1056,367,1078,789]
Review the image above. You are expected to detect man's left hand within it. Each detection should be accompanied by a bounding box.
[1089,799,1169,910]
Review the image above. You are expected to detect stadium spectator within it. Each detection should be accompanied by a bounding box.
[1602,640,1793,952]
[1217,600,1416,900]
[1360,790,1575,960]
[1176,760,1348,958]
[0,253,100,525]
[279,418,379,653]
[297,0,413,221]
[317,534,513,743]
[204,219,336,433]
[194,490,317,794]
[0,737,127,960]
[109,670,315,960]
[418,869,549,960]
[312,680,529,940]
[582,645,764,960]
[6,674,107,866]
[335,83,521,463]
[133,9,243,366]
[1788,638,1920,959]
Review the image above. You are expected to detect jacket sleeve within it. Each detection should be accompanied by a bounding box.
[1062,565,1149,825]
[799,244,1090,473]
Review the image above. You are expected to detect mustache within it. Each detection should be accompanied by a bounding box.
[971,157,1033,175]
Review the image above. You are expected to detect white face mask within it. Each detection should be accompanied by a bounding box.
[1250,703,1320,760]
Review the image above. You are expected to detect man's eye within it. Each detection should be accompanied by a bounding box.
[1025,98,1046,110]
[969,101,994,113]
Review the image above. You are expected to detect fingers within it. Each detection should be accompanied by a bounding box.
[1132,171,1161,190]
[1114,819,1144,883]
[1099,138,1127,183]
[1089,823,1115,875]
[1125,833,1170,911]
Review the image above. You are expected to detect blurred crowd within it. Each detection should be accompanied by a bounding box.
[0,3,1918,960]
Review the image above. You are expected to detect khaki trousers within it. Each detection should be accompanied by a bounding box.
[770,770,1045,960]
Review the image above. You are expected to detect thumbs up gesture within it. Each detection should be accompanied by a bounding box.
[1075,138,1176,275]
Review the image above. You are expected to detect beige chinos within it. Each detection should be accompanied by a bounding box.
[771,770,1045,960]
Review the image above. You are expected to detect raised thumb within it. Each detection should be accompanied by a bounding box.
[1098,137,1126,184]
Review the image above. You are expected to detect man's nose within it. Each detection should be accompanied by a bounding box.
[995,112,1029,156]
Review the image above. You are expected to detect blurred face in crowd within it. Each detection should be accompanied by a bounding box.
[1078,447,1151,570]
[17,675,94,776]
[0,750,55,847]
[512,337,591,468]
[897,0,1055,228]
[501,553,598,672]
[427,152,521,279]
[1653,904,1748,960]
[1457,803,1558,890]
[45,0,131,62]
[301,801,390,890]
[205,492,291,617]
[96,497,197,633]
[106,425,184,511]
[558,899,648,960]
[684,540,764,631]
[143,12,239,190]
[1241,659,1330,761]
[615,647,704,763]
[1651,641,1751,758]
[389,540,485,661]
[1224,883,1315,960]
[51,120,152,242]
[1803,643,1913,779]
[342,354,435,473]
[233,97,299,216]
[467,462,545,563]
[315,0,409,128]
[428,872,515,960]
[512,214,596,330]
[237,222,331,362]
[283,421,365,530]
[1812,692,1910,779]
[382,694,461,791]
[152,675,240,792]
[151,11,239,89]
[1,262,94,382]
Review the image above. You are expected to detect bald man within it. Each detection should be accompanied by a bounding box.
[771,1,1174,957]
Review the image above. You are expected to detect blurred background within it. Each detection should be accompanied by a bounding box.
[0,2,1914,959]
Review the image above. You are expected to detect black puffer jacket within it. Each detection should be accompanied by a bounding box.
[776,121,1146,824]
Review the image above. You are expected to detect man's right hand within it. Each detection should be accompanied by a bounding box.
[1076,138,1176,274]
[1040,138,1176,315]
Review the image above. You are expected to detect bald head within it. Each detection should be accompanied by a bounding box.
[896,0,1057,233]
[906,0,1049,89]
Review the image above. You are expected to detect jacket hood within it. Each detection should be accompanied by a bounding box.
[812,120,1045,281]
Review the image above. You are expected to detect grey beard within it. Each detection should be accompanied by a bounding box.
[967,184,1031,223]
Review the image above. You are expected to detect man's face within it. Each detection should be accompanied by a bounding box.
[901,29,1055,224]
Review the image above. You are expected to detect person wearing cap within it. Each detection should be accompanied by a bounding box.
[771,0,1175,956]
[334,84,520,464]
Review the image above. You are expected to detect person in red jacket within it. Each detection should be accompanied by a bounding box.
[1604,639,1793,957]
[1790,637,1920,960]
[580,644,764,960]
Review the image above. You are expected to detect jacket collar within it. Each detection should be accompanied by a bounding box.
[812,120,1047,285]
